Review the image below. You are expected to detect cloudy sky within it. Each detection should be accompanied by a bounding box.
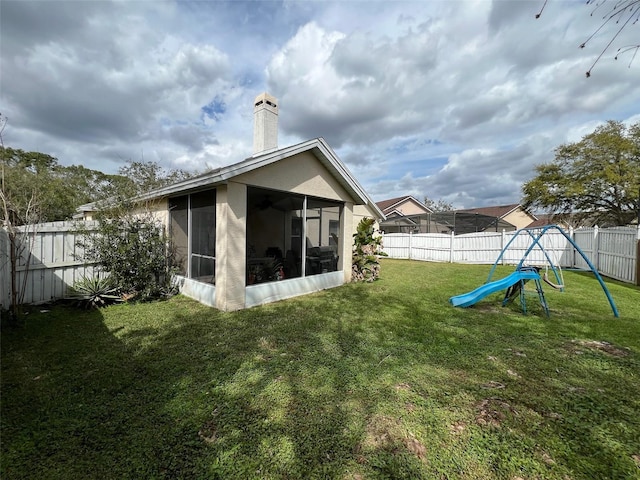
[2,0,639,208]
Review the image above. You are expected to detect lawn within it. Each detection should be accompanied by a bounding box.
[2,259,639,479]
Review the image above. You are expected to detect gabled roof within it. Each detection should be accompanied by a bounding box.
[526,214,554,228]
[86,137,384,219]
[375,195,432,215]
[376,196,408,212]
[456,203,524,219]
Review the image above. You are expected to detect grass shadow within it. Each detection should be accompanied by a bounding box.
[2,259,639,479]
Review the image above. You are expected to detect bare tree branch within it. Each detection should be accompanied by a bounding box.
[537,0,640,76]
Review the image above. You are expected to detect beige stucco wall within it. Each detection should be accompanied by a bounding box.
[235,151,352,202]
[139,198,170,227]
[503,209,536,230]
[353,204,381,234]
[80,198,170,227]
[389,198,430,216]
[215,182,247,311]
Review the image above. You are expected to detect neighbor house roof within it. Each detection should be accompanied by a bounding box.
[456,204,523,219]
[77,137,385,220]
[526,214,555,228]
[375,195,432,216]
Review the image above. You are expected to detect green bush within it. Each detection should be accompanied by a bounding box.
[78,212,177,301]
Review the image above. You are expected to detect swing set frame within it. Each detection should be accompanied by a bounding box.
[487,225,619,318]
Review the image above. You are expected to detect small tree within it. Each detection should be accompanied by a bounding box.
[78,210,177,301]
[423,196,453,212]
[0,114,42,324]
[352,217,387,283]
[76,159,194,303]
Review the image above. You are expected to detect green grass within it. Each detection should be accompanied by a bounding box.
[2,259,639,479]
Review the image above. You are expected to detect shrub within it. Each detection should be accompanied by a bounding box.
[69,275,122,309]
[78,212,177,301]
[352,217,387,282]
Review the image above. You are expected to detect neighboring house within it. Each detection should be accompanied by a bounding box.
[455,204,536,232]
[376,196,434,233]
[526,214,572,229]
[377,202,538,234]
[77,93,384,311]
[376,196,432,218]
[528,212,636,229]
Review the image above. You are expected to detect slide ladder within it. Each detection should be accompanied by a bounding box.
[450,267,550,316]
[502,267,549,316]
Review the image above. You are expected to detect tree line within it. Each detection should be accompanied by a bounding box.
[1,146,193,226]
[2,122,639,229]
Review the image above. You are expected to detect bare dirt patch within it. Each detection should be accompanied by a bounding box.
[198,420,217,444]
[355,414,428,462]
[567,340,631,357]
[198,409,219,444]
[404,435,427,460]
[474,304,504,314]
[481,380,506,389]
[475,398,517,427]
[449,421,466,435]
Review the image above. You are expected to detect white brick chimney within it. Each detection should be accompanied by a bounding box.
[253,92,278,154]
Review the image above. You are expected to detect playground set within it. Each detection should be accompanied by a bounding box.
[449,225,619,317]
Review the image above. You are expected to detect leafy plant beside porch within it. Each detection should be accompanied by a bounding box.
[351,217,387,282]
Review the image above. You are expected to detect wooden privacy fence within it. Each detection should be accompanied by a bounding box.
[382,226,640,285]
[0,221,99,309]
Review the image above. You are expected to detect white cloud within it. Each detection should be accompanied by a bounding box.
[1,0,638,209]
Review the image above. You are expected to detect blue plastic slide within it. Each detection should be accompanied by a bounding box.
[449,270,541,308]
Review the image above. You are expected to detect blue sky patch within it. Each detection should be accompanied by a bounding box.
[201,97,226,121]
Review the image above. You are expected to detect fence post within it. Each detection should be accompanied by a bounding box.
[501,230,506,265]
[593,225,599,271]
[636,225,640,286]
[449,230,455,263]
[408,231,413,260]
[569,226,575,268]
[0,228,7,309]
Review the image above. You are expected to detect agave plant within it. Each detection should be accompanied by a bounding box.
[69,275,122,309]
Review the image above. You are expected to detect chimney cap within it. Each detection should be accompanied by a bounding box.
[254,92,278,109]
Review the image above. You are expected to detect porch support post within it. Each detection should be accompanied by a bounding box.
[340,202,353,283]
[215,182,247,311]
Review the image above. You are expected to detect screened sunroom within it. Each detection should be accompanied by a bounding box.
[246,187,341,284]
[75,94,384,311]
[169,186,343,283]
[157,136,383,311]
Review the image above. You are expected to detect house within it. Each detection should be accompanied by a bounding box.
[452,204,536,233]
[526,214,573,229]
[376,201,538,234]
[376,196,432,218]
[77,93,384,310]
[376,196,435,233]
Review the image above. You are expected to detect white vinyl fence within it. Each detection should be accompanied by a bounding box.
[0,221,99,309]
[2,223,638,309]
[382,226,640,285]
